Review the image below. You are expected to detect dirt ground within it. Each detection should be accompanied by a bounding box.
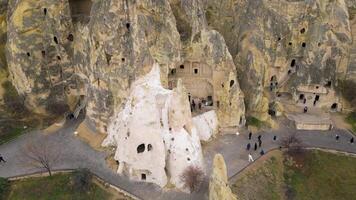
[75,121,107,151]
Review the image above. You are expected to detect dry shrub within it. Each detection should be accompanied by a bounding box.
[280,132,302,151]
[180,165,204,193]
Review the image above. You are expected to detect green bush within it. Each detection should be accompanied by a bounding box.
[0,177,10,199]
[246,116,264,128]
[346,112,356,133]
[72,169,92,192]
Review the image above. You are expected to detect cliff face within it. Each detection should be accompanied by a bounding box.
[6,0,74,116]
[206,0,356,121]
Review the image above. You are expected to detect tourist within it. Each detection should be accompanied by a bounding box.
[254,143,257,151]
[246,143,251,151]
[0,154,6,163]
[258,135,262,141]
[304,106,308,113]
[248,132,252,140]
[335,134,340,141]
[192,100,196,111]
[260,149,265,155]
[303,98,306,104]
[248,154,254,162]
[258,139,262,147]
[351,137,354,144]
[198,102,202,110]
[273,135,277,141]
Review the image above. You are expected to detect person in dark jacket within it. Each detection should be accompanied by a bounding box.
[0,154,6,163]
[246,143,251,151]
[254,143,258,151]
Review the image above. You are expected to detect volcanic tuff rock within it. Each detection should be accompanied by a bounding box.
[209,154,237,200]
[102,64,205,190]
[206,0,356,122]
[6,0,74,115]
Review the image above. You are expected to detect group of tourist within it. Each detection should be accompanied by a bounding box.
[246,132,277,162]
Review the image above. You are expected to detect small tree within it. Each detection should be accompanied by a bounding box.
[72,168,92,192]
[20,137,61,176]
[180,165,204,193]
[280,132,302,151]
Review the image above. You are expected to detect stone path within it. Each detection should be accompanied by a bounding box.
[0,120,355,200]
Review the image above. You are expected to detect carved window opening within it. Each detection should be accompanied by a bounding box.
[57,56,61,60]
[27,52,31,57]
[137,144,145,153]
[326,81,332,87]
[291,59,296,67]
[331,103,338,110]
[289,42,292,46]
[141,174,146,180]
[194,69,198,74]
[180,65,184,69]
[230,80,235,87]
[43,8,47,16]
[288,70,292,75]
[299,94,305,100]
[121,58,125,62]
[54,36,58,44]
[300,28,306,34]
[126,23,130,30]
[67,34,74,42]
[302,42,306,48]
[41,51,46,57]
[171,69,176,75]
[147,144,153,151]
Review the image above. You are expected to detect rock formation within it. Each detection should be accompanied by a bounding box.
[102,64,205,190]
[209,154,237,200]
[6,0,74,116]
[205,0,356,123]
[1,0,356,191]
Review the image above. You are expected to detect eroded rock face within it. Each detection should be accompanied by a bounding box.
[206,0,356,122]
[169,1,246,128]
[72,0,183,132]
[209,154,237,200]
[102,64,204,190]
[0,0,7,74]
[6,0,74,116]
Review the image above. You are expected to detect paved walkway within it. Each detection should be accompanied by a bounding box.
[0,120,355,200]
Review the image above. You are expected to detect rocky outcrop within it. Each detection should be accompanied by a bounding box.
[71,0,183,132]
[6,0,74,116]
[102,64,205,190]
[0,0,7,73]
[205,0,356,122]
[169,0,246,128]
[209,154,237,200]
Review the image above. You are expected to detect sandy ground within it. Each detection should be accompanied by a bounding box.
[75,121,107,151]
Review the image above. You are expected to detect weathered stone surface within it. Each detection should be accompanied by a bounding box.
[169,1,246,128]
[209,154,237,200]
[6,0,74,116]
[206,0,356,121]
[102,64,205,190]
